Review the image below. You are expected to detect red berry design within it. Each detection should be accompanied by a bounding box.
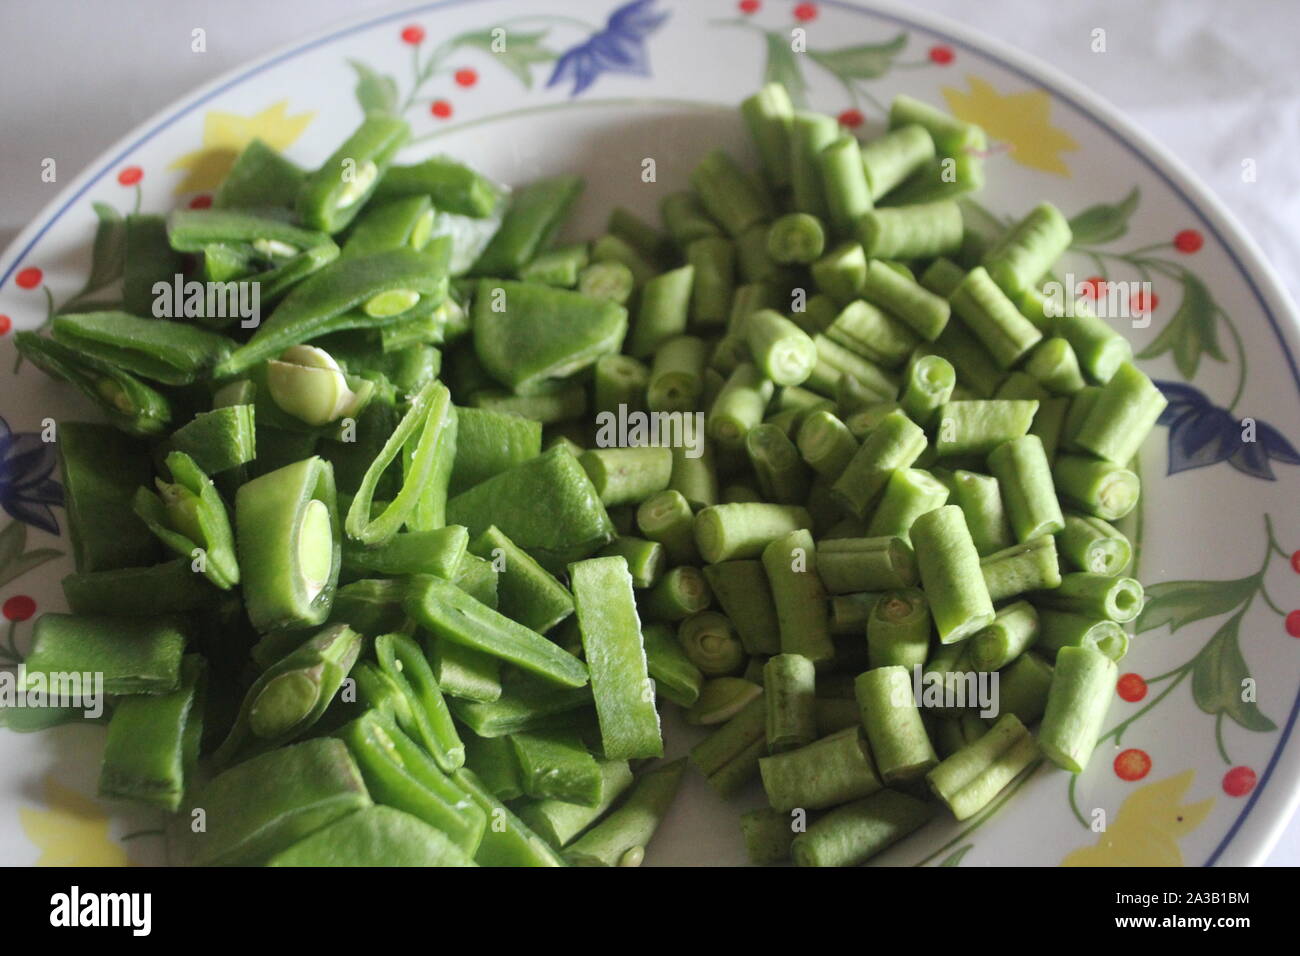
[401,25,425,45]
[0,315,11,336]
[430,100,453,119]
[454,68,478,88]
[1290,549,1300,574]
[1173,229,1203,254]
[1079,276,1106,299]
[793,2,817,21]
[1114,748,1151,781]
[1116,673,1148,702]
[2,595,36,622]
[1222,766,1256,797]
[929,45,955,65]
[1130,289,1158,314]
[1286,610,1300,638]
[188,194,213,209]
[738,0,761,12]
[837,108,864,129]
[15,267,43,290]
[117,166,143,186]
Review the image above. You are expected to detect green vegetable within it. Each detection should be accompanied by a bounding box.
[267,806,475,866]
[569,556,663,760]
[100,655,205,811]
[169,738,371,866]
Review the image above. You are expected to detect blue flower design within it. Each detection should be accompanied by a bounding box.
[547,0,669,97]
[0,416,62,535]
[1155,381,1300,480]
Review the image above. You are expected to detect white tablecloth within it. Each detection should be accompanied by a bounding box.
[1,0,1298,864]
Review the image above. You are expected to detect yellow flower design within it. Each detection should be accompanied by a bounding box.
[942,77,1079,177]
[1061,770,1215,867]
[169,101,315,194]
[19,776,131,866]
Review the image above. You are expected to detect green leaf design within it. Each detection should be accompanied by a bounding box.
[0,522,62,589]
[454,30,555,89]
[1136,272,1226,379]
[807,33,907,81]
[81,202,126,296]
[1135,576,1257,634]
[349,59,399,114]
[938,844,973,866]
[1191,611,1276,732]
[0,521,24,574]
[0,549,62,590]
[762,30,808,107]
[1068,187,1139,246]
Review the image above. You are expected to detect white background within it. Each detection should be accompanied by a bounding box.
[1,0,1298,865]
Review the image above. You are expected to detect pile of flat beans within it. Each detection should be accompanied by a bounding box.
[8,81,1162,867]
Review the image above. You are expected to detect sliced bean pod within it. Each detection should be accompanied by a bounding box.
[764,653,817,753]
[968,600,1040,671]
[865,468,950,542]
[926,712,1038,819]
[1073,361,1168,464]
[741,82,796,188]
[832,409,927,517]
[1035,609,1129,661]
[867,588,932,670]
[472,174,584,276]
[911,505,995,643]
[949,266,1044,368]
[855,666,938,784]
[213,623,361,767]
[1034,572,1144,622]
[1058,512,1132,576]
[981,535,1063,603]
[1053,454,1140,520]
[857,200,963,260]
[988,434,1064,541]
[702,560,781,655]
[1039,646,1117,772]
[817,535,917,593]
[569,556,663,759]
[169,738,370,866]
[762,529,835,664]
[564,758,686,866]
[236,456,340,632]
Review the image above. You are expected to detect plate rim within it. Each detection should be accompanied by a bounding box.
[1,0,1298,866]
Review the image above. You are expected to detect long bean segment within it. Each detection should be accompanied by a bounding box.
[855,666,937,784]
[988,434,1065,541]
[762,529,835,664]
[1039,646,1117,772]
[406,574,588,688]
[236,456,340,632]
[982,202,1072,299]
[564,759,686,866]
[981,535,1063,602]
[832,409,927,517]
[570,556,663,759]
[910,505,994,643]
[867,588,931,670]
[1058,513,1132,575]
[790,788,933,866]
[926,713,1038,820]
[969,600,1040,671]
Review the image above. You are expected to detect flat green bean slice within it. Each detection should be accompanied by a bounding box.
[132,451,240,590]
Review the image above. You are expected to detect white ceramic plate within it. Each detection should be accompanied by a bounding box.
[2,0,1299,867]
